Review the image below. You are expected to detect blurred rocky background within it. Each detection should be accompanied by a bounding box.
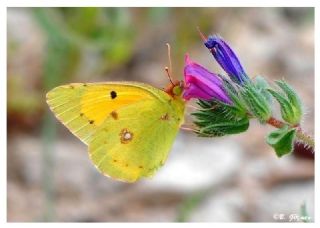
[7,7,314,222]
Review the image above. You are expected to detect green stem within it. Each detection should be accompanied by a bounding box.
[266,117,314,151]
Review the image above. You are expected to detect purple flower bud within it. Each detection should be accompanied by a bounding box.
[205,35,249,85]
[183,54,232,104]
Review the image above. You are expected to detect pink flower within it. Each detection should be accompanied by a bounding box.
[183,54,232,104]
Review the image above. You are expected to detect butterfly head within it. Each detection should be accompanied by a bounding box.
[164,80,184,98]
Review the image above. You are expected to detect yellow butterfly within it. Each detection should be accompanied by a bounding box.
[46,80,185,182]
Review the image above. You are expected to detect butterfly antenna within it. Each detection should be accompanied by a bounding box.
[196,26,208,42]
[165,43,174,85]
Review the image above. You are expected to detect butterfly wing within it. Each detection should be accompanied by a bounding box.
[47,82,162,144]
[47,82,185,182]
[89,95,184,182]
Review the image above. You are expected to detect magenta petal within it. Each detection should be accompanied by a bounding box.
[183,79,214,100]
[183,86,210,100]
[183,54,232,104]
[184,55,222,86]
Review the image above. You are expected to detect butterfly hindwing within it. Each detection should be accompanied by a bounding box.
[89,97,183,182]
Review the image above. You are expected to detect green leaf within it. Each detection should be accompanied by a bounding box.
[275,80,302,109]
[196,117,249,137]
[267,80,303,125]
[267,89,297,124]
[266,126,297,157]
[222,78,248,117]
[240,82,271,122]
[192,99,249,137]
[254,76,272,104]
[274,80,303,125]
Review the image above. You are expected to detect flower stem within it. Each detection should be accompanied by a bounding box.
[295,129,315,149]
[266,117,314,151]
[266,117,285,129]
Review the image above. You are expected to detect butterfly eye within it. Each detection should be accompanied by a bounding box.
[172,85,183,96]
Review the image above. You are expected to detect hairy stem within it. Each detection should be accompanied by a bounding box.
[266,117,314,151]
[295,129,315,149]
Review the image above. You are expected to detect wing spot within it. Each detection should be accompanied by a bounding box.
[139,165,143,169]
[110,91,117,99]
[125,164,129,167]
[120,128,133,144]
[113,159,117,163]
[160,113,169,121]
[110,111,118,120]
[70,85,74,89]
[83,83,87,87]
[80,113,84,117]
[89,120,94,124]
